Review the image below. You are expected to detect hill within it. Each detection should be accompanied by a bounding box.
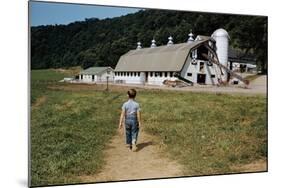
[31,9,267,73]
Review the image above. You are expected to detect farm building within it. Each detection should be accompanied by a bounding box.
[114,28,250,86]
[228,48,257,73]
[79,67,114,83]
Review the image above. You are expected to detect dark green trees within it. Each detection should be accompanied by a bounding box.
[31,9,267,73]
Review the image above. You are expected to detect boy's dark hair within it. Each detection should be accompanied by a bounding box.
[127,89,137,98]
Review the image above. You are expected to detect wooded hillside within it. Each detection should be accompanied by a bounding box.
[31,9,267,73]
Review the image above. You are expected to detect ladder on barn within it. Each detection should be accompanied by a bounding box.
[210,56,224,85]
[203,44,250,85]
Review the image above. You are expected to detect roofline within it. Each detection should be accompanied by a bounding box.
[80,66,113,75]
[121,40,210,57]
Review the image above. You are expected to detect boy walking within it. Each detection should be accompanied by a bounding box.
[119,89,141,152]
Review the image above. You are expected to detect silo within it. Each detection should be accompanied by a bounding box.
[211,28,229,82]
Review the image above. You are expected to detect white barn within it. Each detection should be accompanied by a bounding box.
[114,28,230,86]
[79,67,114,83]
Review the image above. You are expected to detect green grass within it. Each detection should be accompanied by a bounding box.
[31,69,267,186]
[31,90,123,186]
[141,91,267,175]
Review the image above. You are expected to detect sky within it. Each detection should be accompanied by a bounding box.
[30,1,141,26]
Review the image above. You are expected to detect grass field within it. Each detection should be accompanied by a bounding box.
[31,69,267,186]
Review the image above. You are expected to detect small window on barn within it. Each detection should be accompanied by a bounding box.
[150,72,153,77]
[187,73,192,76]
[164,72,168,77]
[138,72,140,76]
[199,62,204,71]
[155,72,158,77]
[211,74,216,78]
[127,72,129,76]
[159,72,162,77]
[170,72,173,77]
[207,61,213,66]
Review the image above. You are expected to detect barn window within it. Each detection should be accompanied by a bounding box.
[190,49,197,59]
[155,72,158,77]
[127,72,129,76]
[170,72,173,77]
[207,61,213,66]
[164,72,168,77]
[197,45,209,61]
[137,72,140,76]
[159,72,162,77]
[150,72,153,77]
[191,59,197,65]
[211,74,216,78]
[187,73,192,76]
[199,62,204,71]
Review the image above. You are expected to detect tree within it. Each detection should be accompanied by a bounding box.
[31,9,267,73]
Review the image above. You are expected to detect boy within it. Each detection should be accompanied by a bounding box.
[118,89,141,152]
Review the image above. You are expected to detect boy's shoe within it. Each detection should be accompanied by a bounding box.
[126,144,132,150]
[132,144,137,152]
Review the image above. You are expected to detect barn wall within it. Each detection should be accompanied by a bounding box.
[98,71,114,82]
[114,74,142,84]
[114,72,177,85]
[79,74,93,82]
[147,72,177,85]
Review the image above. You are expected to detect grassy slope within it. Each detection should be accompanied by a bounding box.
[31,69,267,186]
[141,91,267,175]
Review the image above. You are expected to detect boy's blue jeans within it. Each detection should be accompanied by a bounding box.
[125,117,139,145]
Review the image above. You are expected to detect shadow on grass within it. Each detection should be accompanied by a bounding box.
[137,141,153,151]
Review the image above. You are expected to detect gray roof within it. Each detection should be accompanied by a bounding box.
[80,67,113,75]
[195,35,214,41]
[228,48,256,64]
[115,39,208,72]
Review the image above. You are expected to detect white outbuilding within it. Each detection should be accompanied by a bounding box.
[79,67,114,83]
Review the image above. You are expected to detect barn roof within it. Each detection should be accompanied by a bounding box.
[80,67,113,75]
[114,39,208,72]
[228,48,256,64]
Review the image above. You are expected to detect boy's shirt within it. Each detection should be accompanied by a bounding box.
[122,99,141,118]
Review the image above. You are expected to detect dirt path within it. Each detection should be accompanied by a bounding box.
[80,129,183,182]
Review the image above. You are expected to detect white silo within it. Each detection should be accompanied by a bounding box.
[211,28,230,82]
